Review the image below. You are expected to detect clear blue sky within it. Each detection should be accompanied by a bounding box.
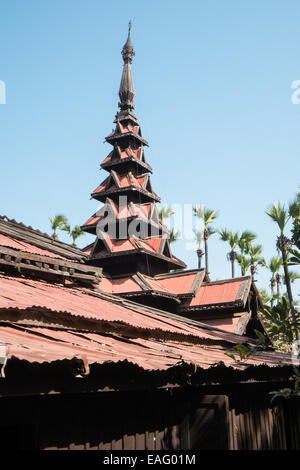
[1,0,300,297]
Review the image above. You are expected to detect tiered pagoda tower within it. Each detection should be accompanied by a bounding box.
[82,27,186,276]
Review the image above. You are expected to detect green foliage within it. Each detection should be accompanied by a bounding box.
[71,225,85,246]
[157,205,174,223]
[289,189,300,249]
[269,256,283,275]
[169,228,180,244]
[218,229,239,250]
[236,254,252,275]
[283,270,300,284]
[261,296,300,344]
[269,367,300,403]
[192,205,219,229]
[225,331,267,363]
[265,201,290,234]
[49,214,68,238]
[248,244,266,271]
[258,288,271,306]
[193,229,203,248]
[287,247,300,266]
[49,216,84,246]
[62,223,71,235]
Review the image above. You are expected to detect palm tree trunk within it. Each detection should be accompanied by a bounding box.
[240,250,244,276]
[197,249,203,269]
[229,251,235,278]
[204,230,209,274]
[270,277,275,307]
[276,277,280,296]
[281,247,299,341]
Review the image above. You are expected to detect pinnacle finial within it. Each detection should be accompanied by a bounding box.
[122,21,135,63]
[118,25,136,113]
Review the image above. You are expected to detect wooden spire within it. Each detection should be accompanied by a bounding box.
[119,22,135,112]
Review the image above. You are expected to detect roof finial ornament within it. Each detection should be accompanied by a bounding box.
[118,23,135,113]
[122,21,135,63]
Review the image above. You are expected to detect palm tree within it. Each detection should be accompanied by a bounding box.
[49,215,68,240]
[236,254,251,276]
[157,205,174,223]
[269,256,283,306]
[289,190,300,249]
[193,205,219,275]
[247,244,266,277]
[194,229,204,268]
[169,228,180,244]
[238,230,256,274]
[258,289,271,306]
[283,270,300,285]
[219,229,239,278]
[62,223,71,236]
[266,201,298,340]
[71,225,85,247]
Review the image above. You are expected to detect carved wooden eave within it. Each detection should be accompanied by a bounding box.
[0,217,86,262]
[0,245,102,286]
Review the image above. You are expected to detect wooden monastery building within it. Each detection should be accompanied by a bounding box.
[0,30,299,450]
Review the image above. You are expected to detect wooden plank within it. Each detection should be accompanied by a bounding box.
[0,258,100,283]
[171,424,180,450]
[179,414,190,450]
[146,430,155,450]
[0,245,101,275]
[123,433,135,450]
[253,406,262,450]
[135,431,145,450]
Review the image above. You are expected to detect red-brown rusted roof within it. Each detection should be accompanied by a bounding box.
[181,277,251,310]
[155,271,202,295]
[82,200,157,231]
[0,273,251,343]
[91,172,158,199]
[0,323,293,372]
[0,233,68,260]
[0,256,293,386]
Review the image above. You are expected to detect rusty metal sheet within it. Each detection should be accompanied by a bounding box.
[0,234,67,260]
[0,274,251,343]
[0,324,294,372]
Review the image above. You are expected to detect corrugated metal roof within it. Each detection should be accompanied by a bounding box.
[0,272,295,380]
[156,273,198,295]
[0,233,68,260]
[0,273,261,347]
[186,278,249,308]
[0,324,294,372]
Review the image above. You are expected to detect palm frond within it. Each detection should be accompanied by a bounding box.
[266,202,289,233]
[228,231,239,250]
[269,256,283,274]
[193,205,219,227]
[206,225,216,237]
[218,228,230,241]
[283,270,300,284]
[193,229,203,247]
[49,214,68,231]
[169,228,180,244]
[240,230,256,243]
[236,254,251,274]
[157,205,174,223]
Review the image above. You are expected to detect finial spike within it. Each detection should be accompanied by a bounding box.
[119,24,135,112]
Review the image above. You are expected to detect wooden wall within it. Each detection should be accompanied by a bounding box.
[0,386,299,450]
